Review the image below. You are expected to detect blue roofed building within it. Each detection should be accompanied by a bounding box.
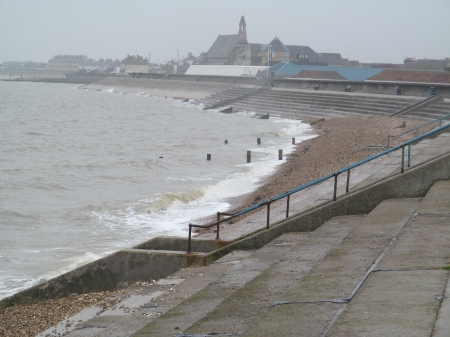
[269,62,385,81]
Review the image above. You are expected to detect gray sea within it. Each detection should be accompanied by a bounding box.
[0,80,316,299]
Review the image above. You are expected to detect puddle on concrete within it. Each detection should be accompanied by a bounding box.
[101,291,166,316]
[36,306,102,337]
[36,290,166,336]
[157,278,184,285]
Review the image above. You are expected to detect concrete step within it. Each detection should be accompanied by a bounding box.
[239,97,400,113]
[327,181,450,336]
[133,215,365,336]
[231,102,380,119]
[61,252,253,337]
[249,93,414,109]
[400,111,446,121]
[131,232,313,336]
[128,199,419,336]
[260,90,416,104]
[243,198,421,336]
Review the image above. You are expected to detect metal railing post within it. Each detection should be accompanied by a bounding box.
[286,194,290,218]
[407,144,411,167]
[346,170,350,193]
[333,173,339,201]
[188,224,192,253]
[401,145,405,173]
[216,223,220,239]
[266,202,271,229]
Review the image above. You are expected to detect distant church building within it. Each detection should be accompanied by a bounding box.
[204,16,251,65]
[203,16,343,67]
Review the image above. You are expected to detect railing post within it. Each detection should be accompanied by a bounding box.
[407,144,411,168]
[401,145,405,173]
[346,169,351,193]
[188,224,192,253]
[286,194,290,218]
[266,202,271,229]
[216,223,220,239]
[333,173,339,201]
[217,212,221,222]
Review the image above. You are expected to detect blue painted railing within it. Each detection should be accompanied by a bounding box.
[387,113,450,146]
[187,122,450,252]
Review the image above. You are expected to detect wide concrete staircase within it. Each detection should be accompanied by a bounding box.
[58,180,450,337]
[195,88,422,120]
[193,85,261,109]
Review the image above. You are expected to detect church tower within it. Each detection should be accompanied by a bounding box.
[238,15,247,43]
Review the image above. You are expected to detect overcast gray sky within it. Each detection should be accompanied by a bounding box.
[1,0,449,64]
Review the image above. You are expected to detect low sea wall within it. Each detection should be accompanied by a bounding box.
[86,75,450,99]
[1,148,449,310]
[271,78,450,97]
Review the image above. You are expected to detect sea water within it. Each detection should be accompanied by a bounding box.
[0,80,316,299]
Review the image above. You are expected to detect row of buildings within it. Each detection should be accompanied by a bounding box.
[2,16,449,76]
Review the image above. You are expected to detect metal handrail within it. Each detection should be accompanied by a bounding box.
[385,90,432,116]
[387,114,450,146]
[187,122,450,252]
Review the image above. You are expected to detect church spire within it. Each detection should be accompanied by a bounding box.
[238,15,247,42]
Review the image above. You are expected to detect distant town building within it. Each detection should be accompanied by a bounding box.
[286,45,319,63]
[2,61,47,70]
[122,55,149,74]
[316,53,344,66]
[401,58,450,72]
[183,52,199,65]
[47,55,87,72]
[260,37,290,65]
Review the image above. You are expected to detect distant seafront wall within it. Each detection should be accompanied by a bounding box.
[84,76,450,98]
[81,77,236,100]
[3,69,450,97]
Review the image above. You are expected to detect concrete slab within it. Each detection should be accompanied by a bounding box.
[351,177,379,190]
[283,236,390,302]
[244,303,342,337]
[327,270,448,337]
[415,146,450,155]
[378,215,450,270]
[181,217,364,335]
[433,274,450,337]
[347,199,420,239]
[416,180,450,215]
[132,234,303,337]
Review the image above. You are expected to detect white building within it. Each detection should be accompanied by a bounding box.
[185,65,268,77]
